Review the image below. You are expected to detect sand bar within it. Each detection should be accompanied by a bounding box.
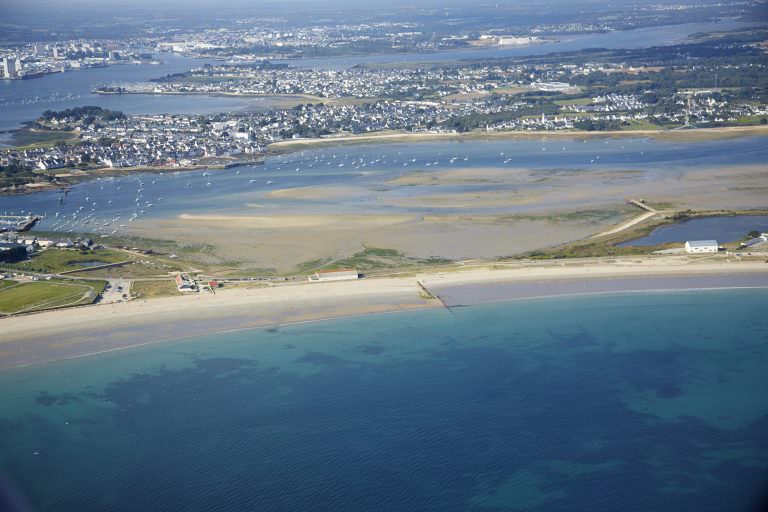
[268,125,768,150]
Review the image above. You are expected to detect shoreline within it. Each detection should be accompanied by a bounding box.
[0,160,263,196]
[1,259,767,370]
[268,125,768,151]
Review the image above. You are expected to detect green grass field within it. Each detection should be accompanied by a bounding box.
[620,120,666,131]
[27,230,214,271]
[131,280,179,299]
[2,248,128,274]
[736,116,768,125]
[296,247,453,274]
[9,128,79,150]
[0,279,106,315]
[554,97,593,106]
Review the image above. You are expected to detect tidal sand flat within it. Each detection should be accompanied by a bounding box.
[130,213,419,272]
[5,136,768,272]
[131,158,767,270]
[0,288,766,511]
[131,212,624,271]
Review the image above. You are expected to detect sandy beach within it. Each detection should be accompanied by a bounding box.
[1,257,767,369]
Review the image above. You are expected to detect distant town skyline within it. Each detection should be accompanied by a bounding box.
[1,0,645,11]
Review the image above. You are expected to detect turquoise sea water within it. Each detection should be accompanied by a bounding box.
[0,289,767,511]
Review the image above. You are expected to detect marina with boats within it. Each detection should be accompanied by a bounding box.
[0,214,41,232]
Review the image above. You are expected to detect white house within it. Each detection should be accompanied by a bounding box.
[308,269,359,282]
[685,240,719,254]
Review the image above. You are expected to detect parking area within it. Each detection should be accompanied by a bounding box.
[100,278,131,303]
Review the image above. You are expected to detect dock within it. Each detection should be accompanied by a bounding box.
[0,215,42,233]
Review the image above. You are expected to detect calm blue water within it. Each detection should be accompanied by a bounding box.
[0,137,768,239]
[0,289,766,511]
[289,20,766,69]
[621,215,768,246]
[1,135,766,237]
[0,55,283,139]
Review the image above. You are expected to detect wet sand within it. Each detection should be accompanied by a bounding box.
[1,258,767,370]
[132,212,623,271]
[432,273,768,306]
[130,160,767,272]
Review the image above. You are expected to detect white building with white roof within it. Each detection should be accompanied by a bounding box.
[684,240,719,254]
[308,269,359,282]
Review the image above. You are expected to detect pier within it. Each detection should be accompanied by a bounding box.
[0,215,41,233]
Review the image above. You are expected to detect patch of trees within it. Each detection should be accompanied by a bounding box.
[573,119,624,131]
[0,245,27,263]
[288,123,333,138]
[0,163,46,188]
[441,111,520,132]
[40,106,126,122]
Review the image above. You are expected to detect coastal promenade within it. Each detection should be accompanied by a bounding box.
[1,257,767,369]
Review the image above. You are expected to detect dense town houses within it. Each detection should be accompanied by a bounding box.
[3,86,767,172]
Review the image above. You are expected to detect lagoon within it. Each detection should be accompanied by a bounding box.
[2,135,767,239]
[621,215,768,247]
